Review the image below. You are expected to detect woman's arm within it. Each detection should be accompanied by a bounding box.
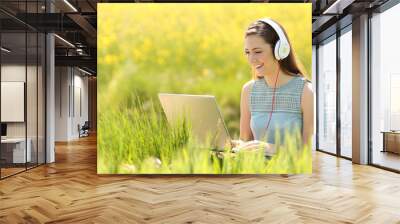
[301,81,314,145]
[239,81,254,141]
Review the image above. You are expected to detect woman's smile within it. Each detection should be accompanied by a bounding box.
[255,63,264,73]
[255,63,264,69]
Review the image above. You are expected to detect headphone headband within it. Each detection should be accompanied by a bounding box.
[257,18,290,60]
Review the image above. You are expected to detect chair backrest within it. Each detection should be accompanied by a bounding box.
[82,121,90,129]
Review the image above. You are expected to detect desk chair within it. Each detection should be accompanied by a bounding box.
[79,121,90,138]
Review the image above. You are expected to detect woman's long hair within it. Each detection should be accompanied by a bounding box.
[245,19,307,80]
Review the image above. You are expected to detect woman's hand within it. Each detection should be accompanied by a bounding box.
[231,140,276,156]
[231,139,244,148]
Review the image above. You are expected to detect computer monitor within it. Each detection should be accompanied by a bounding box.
[1,123,7,137]
[158,93,231,150]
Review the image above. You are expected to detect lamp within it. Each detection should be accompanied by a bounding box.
[54,34,75,48]
[1,47,11,53]
[63,0,78,12]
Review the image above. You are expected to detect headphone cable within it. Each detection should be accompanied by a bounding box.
[265,67,280,134]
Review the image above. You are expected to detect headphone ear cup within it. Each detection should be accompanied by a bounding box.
[274,40,281,61]
[279,42,290,60]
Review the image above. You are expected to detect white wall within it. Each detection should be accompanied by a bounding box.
[75,70,89,139]
[1,65,26,139]
[1,65,38,137]
[1,65,26,81]
[1,63,46,163]
[55,66,69,141]
[1,82,25,122]
[55,67,89,141]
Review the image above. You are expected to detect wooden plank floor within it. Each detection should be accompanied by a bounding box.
[0,167,26,178]
[1,134,400,224]
[373,151,400,171]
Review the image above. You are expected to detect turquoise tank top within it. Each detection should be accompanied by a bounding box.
[249,76,306,144]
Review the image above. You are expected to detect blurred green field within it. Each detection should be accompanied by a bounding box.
[98,3,312,174]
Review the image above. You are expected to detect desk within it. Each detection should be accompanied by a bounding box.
[1,138,31,163]
[381,131,400,154]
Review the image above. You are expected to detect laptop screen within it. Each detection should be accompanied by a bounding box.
[158,93,231,150]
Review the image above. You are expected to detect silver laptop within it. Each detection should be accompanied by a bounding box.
[158,93,232,150]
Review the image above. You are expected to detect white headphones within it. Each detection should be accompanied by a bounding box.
[257,18,290,61]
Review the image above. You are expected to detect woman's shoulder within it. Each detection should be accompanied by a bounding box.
[291,74,308,82]
[286,75,312,96]
[294,74,312,83]
[294,75,312,88]
[301,79,313,99]
[291,75,312,88]
[242,79,255,93]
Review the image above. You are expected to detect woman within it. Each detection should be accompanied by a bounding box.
[232,18,314,156]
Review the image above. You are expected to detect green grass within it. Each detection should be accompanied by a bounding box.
[98,100,312,174]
